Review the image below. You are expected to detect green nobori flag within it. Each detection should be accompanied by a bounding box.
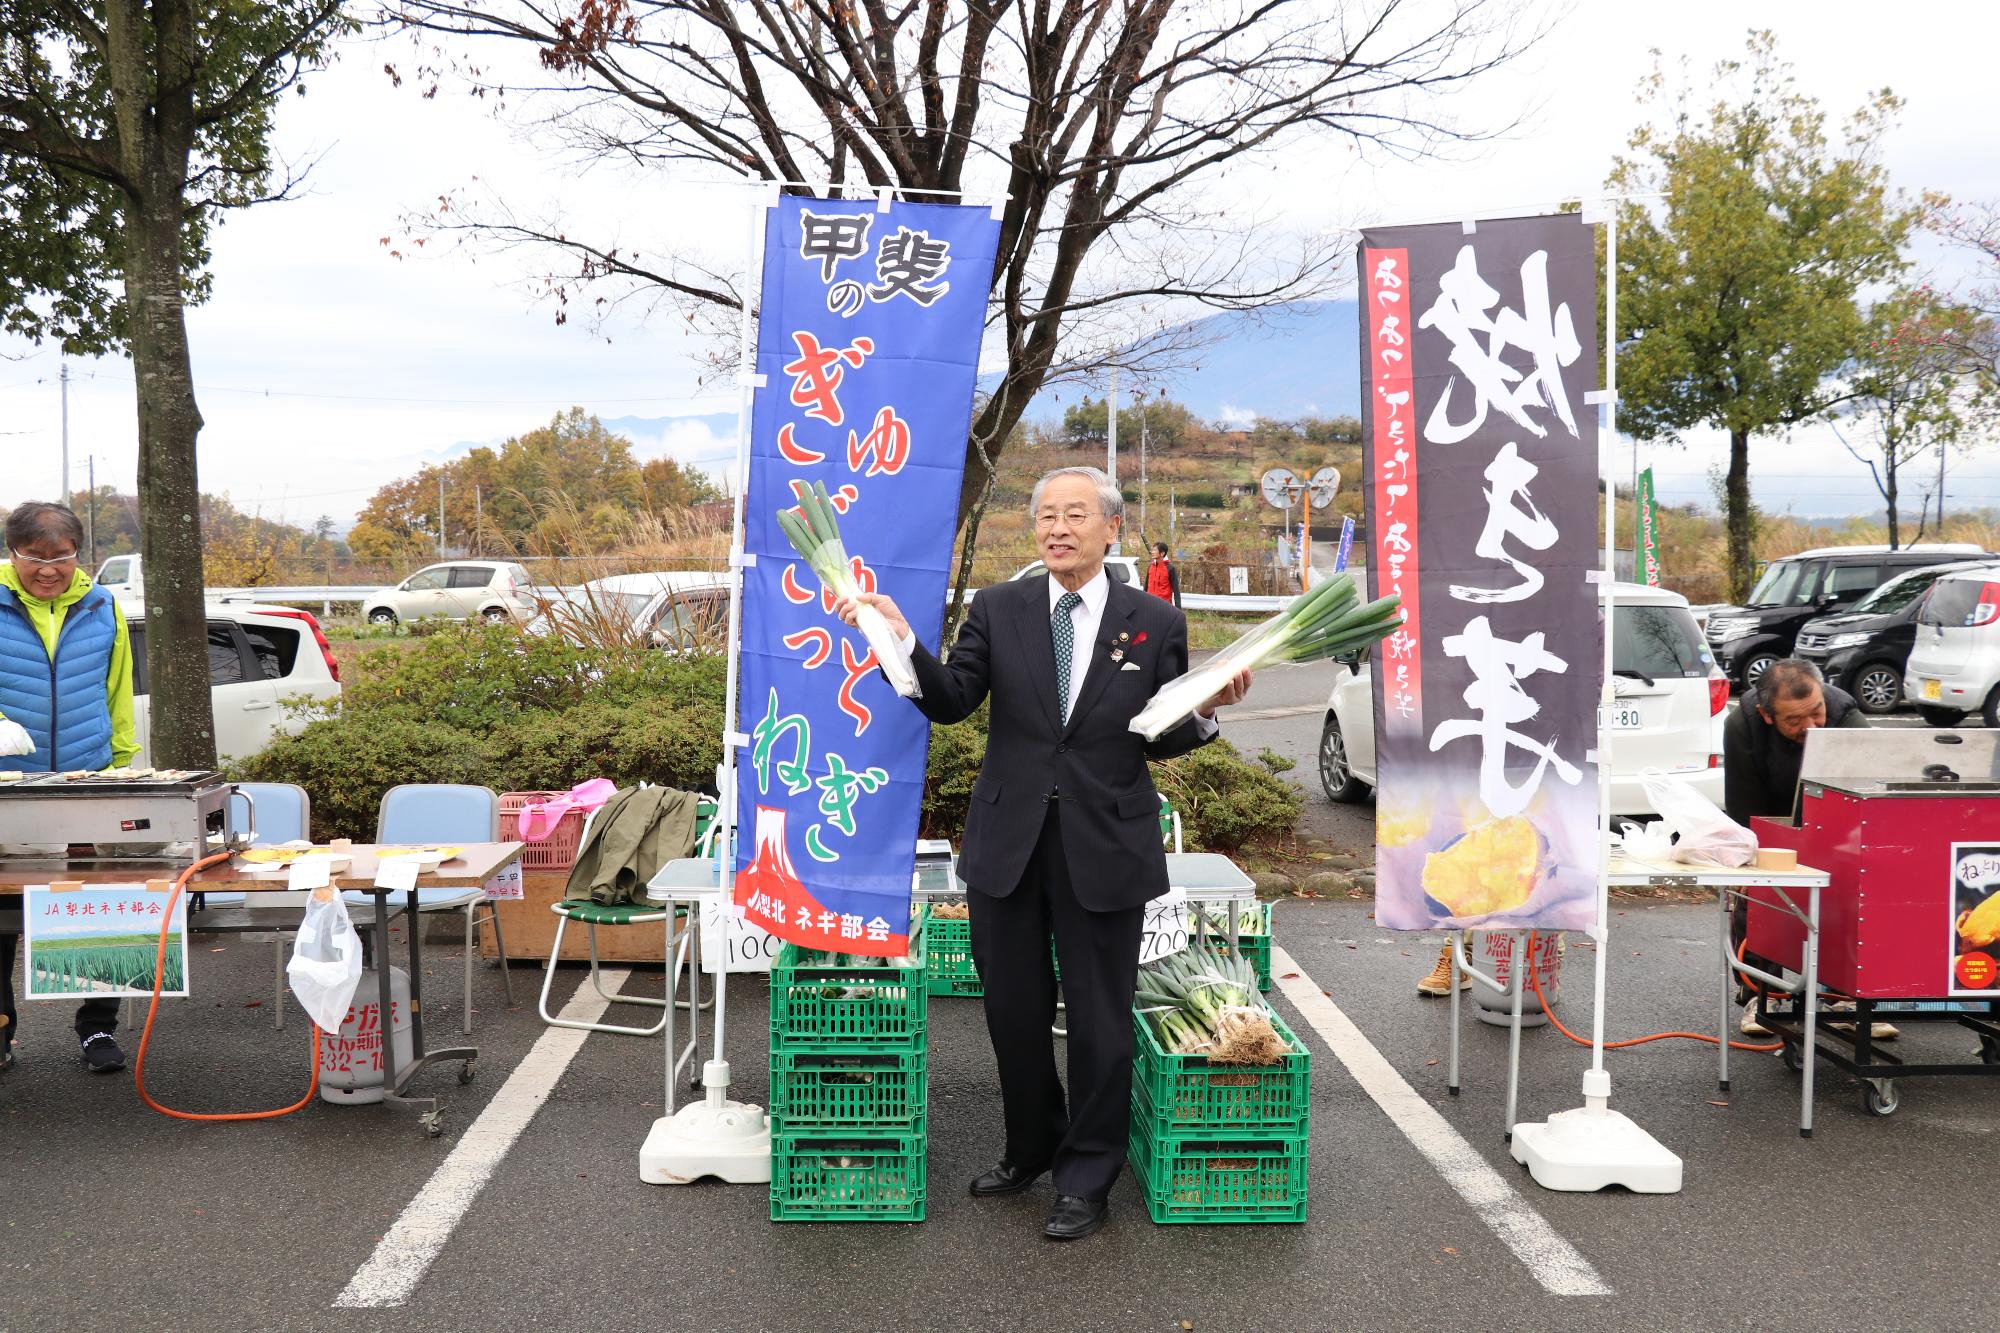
[1636,467,1661,586]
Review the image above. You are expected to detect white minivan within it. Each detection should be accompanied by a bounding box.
[1903,562,2000,727]
[1318,581,1728,815]
[127,604,344,765]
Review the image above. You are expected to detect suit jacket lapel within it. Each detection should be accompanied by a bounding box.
[1010,575,1063,734]
[1064,580,1137,737]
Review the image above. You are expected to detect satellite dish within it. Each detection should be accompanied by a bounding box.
[1309,466,1341,510]
[1259,467,1300,510]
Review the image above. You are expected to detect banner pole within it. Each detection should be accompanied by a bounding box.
[704,190,768,1105]
[1593,201,1617,1081]
[1507,198,1681,1193]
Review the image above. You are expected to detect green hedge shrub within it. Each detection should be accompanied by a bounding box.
[237,621,1295,851]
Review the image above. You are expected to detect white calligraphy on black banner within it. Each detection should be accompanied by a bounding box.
[1359,214,1602,931]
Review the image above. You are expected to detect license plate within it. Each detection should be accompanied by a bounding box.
[1924,679,1942,701]
[1598,703,1644,731]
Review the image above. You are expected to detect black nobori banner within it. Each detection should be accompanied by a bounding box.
[1358,214,1603,931]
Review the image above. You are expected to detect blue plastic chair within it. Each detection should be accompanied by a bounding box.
[373,784,514,1034]
[185,782,314,1030]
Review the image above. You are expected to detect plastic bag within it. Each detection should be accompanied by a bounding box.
[287,886,363,1033]
[0,718,33,757]
[1615,819,1674,861]
[1640,767,1757,868]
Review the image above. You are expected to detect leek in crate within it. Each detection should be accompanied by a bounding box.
[1135,944,1290,1065]
[775,481,915,697]
[1128,575,1401,739]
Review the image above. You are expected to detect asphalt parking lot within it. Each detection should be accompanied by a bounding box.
[4,889,1995,1333]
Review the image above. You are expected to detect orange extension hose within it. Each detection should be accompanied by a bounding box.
[1521,929,1784,1054]
[132,851,323,1120]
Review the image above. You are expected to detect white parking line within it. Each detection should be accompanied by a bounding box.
[333,970,629,1310]
[1270,946,1612,1297]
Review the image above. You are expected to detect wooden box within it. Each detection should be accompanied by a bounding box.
[476,871,673,964]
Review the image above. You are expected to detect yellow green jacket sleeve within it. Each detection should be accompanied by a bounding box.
[106,610,138,767]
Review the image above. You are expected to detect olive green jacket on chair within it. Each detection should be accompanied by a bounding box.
[564,786,701,906]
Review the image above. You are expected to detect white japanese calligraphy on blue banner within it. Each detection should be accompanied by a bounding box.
[734,197,999,956]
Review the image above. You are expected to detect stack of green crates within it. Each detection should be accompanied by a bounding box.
[1192,899,1276,992]
[768,925,929,1222]
[1127,1004,1310,1224]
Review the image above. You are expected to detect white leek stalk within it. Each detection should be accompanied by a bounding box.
[1128,574,1402,739]
[775,481,917,697]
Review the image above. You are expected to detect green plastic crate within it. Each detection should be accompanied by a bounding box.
[770,1132,927,1223]
[923,914,982,997]
[1190,899,1274,992]
[1127,1108,1307,1225]
[768,1048,927,1130]
[1130,1004,1310,1131]
[770,941,929,1050]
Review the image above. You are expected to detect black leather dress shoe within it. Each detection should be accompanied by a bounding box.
[969,1159,1049,1197]
[1043,1194,1108,1240]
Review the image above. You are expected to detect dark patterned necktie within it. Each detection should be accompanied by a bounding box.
[1053,590,1082,725]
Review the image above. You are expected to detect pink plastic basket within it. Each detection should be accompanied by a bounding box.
[499,791,586,874]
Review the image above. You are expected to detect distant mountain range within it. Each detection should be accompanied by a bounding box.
[428,297,1995,524]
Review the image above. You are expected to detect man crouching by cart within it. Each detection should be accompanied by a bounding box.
[1723,657,1887,1039]
[0,502,140,1074]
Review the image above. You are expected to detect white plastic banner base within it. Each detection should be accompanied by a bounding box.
[640,1096,773,1186]
[1510,1104,1683,1194]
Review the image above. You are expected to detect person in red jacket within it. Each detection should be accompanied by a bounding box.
[1144,543,1179,607]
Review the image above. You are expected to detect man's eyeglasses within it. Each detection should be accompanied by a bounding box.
[9,549,78,568]
[1034,508,1101,529]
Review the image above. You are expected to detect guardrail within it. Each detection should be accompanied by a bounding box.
[197,582,1295,619]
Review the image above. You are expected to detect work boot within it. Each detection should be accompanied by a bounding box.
[1740,1003,1772,1037]
[1417,942,1469,996]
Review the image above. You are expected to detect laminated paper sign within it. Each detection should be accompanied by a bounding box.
[24,883,188,999]
[1357,214,1603,932]
[733,197,1001,956]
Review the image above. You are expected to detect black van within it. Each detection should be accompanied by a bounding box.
[1704,544,1991,692]
[1792,559,1995,713]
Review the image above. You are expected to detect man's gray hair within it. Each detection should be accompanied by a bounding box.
[1762,658,1824,703]
[4,501,84,554]
[1029,466,1123,522]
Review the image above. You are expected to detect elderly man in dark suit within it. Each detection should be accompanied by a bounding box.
[840,466,1250,1240]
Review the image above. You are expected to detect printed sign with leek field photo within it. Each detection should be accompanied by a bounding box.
[24,885,189,1000]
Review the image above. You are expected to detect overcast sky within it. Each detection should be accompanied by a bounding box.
[1,1,1995,532]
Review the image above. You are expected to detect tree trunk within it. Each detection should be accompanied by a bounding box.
[1884,453,1900,550]
[125,192,217,768]
[1725,429,1755,604]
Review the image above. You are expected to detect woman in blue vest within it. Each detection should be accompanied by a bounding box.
[0,501,139,1074]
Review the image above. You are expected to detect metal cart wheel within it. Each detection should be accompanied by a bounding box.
[1862,1079,1900,1117]
[1780,1040,1804,1073]
[457,1060,477,1085]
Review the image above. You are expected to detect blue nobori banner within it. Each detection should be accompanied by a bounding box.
[733,197,999,956]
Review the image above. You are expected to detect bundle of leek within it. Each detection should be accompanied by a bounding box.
[1135,944,1289,1065]
[775,481,916,697]
[1128,574,1401,739]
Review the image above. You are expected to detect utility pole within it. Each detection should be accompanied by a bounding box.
[86,456,96,564]
[1105,366,1119,554]
[1139,410,1149,548]
[474,485,483,557]
[59,362,69,502]
[438,473,447,557]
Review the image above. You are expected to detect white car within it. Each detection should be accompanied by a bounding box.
[1010,555,1142,586]
[1317,582,1727,816]
[1903,562,2000,726]
[127,603,344,765]
[531,571,731,651]
[363,560,539,626]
